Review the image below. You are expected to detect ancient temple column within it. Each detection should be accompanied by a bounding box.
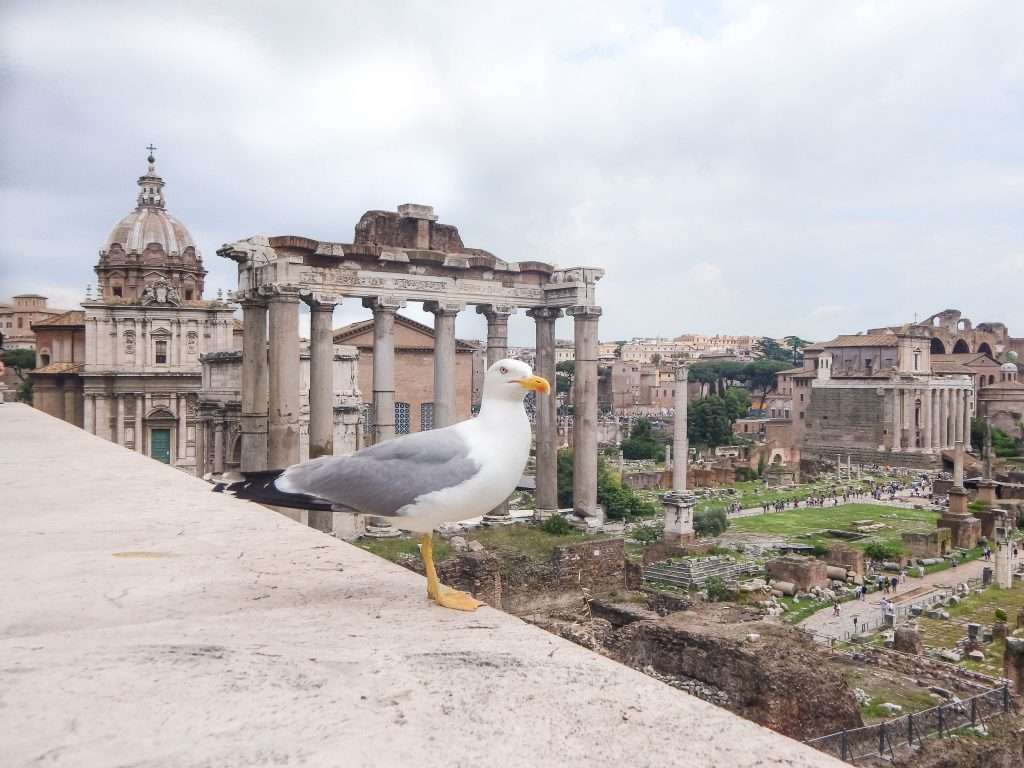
[673,363,689,492]
[891,388,903,451]
[425,301,462,429]
[950,391,958,444]
[240,299,269,472]
[135,394,144,453]
[528,306,561,518]
[568,305,602,518]
[84,393,95,435]
[931,389,941,451]
[963,389,973,452]
[363,296,405,443]
[922,388,932,451]
[902,389,912,450]
[477,303,514,367]
[477,303,516,515]
[306,295,338,459]
[940,389,950,448]
[177,394,188,461]
[268,287,301,468]
[213,421,225,474]
[115,395,125,446]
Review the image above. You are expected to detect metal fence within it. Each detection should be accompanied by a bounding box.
[806,685,1011,763]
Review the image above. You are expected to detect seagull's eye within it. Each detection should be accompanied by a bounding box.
[499,366,509,374]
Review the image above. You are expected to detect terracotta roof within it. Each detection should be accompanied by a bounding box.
[333,315,479,352]
[31,310,85,328]
[31,362,83,375]
[931,353,999,368]
[823,334,898,348]
[776,366,814,376]
[930,360,973,374]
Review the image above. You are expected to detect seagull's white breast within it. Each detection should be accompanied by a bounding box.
[396,400,532,533]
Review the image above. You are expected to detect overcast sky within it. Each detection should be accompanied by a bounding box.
[2,0,1022,346]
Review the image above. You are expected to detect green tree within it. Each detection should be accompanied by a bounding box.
[689,360,746,396]
[723,386,752,421]
[753,337,792,363]
[2,349,36,380]
[704,575,733,602]
[555,360,575,394]
[741,359,791,410]
[688,396,734,447]
[694,508,729,537]
[863,542,904,562]
[557,450,659,520]
[621,418,662,460]
[783,335,811,366]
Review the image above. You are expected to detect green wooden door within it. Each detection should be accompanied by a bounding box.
[151,428,171,464]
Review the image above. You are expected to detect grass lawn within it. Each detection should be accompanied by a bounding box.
[356,534,450,563]
[915,583,1024,677]
[728,503,938,550]
[840,667,941,722]
[695,475,897,515]
[356,524,604,565]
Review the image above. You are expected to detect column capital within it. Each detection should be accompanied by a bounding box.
[476,303,516,320]
[526,306,563,321]
[423,300,465,316]
[567,305,602,319]
[674,362,690,382]
[259,284,302,303]
[362,296,406,313]
[301,291,341,311]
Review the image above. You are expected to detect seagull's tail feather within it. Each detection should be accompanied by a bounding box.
[216,469,333,511]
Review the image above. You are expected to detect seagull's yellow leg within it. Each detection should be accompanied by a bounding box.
[418,532,482,612]
[420,533,441,600]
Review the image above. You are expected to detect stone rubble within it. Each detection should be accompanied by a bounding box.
[641,665,731,708]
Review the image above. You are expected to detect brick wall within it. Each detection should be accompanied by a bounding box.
[766,556,829,591]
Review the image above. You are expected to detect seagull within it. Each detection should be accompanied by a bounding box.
[273,358,550,611]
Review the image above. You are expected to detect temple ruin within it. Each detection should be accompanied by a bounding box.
[219,204,604,518]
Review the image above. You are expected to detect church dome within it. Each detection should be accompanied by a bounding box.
[94,150,207,303]
[101,152,199,258]
[105,208,195,255]
[1000,362,1018,373]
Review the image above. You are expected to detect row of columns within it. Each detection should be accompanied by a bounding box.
[890,386,972,453]
[238,287,603,519]
[83,391,191,457]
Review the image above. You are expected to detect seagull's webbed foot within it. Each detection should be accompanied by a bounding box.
[435,585,483,612]
[419,532,483,612]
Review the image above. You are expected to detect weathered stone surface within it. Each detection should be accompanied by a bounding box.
[894,626,924,654]
[602,611,863,740]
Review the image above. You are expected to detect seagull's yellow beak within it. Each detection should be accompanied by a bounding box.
[515,375,551,395]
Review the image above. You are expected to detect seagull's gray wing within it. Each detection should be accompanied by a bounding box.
[276,428,480,518]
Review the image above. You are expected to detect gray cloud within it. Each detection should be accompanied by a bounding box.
[2,0,1022,344]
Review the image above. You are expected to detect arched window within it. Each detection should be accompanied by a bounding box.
[39,350,51,366]
[395,402,410,435]
[420,402,434,431]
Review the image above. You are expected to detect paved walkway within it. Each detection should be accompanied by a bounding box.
[799,558,987,640]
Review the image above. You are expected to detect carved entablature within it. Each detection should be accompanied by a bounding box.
[218,205,603,312]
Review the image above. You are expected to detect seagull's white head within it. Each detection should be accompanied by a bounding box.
[482,358,551,403]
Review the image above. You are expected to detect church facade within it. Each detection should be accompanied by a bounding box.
[78,152,236,472]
